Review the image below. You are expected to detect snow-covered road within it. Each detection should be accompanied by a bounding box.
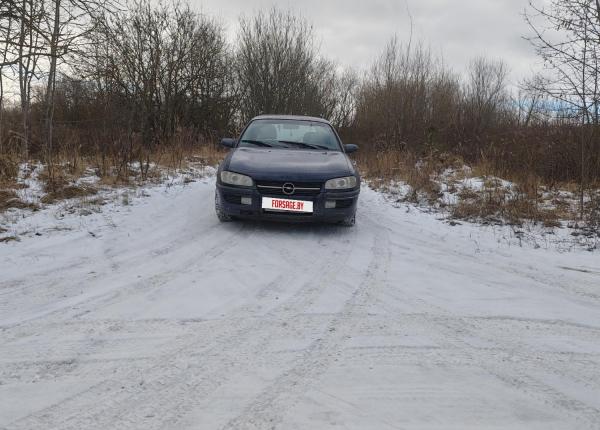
[1,178,600,429]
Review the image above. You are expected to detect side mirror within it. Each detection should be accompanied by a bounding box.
[221,138,237,148]
[344,144,358,154]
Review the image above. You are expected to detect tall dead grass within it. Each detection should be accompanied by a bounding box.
[0,126,228,211]
[356,149,460,204]
[0,153,20,187]
[450,185,562,227]
[45,128,226,186]
[355,147,577,227]
[0,190,38,211]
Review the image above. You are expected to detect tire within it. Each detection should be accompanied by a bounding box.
[340,213,356,227]
[215,192,233,222]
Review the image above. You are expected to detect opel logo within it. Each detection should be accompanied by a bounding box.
[282,182,295,195]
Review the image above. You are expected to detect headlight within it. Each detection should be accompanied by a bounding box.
[325,176,357,190]
[220,171,253,187]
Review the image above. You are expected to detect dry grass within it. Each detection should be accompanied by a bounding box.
[357,148,572,227]
[451,186,562,227]
[585,194,600,228]
[35,138,226,204]
[0,190,38,212]
[42,184,98,203]
[0,135,226,209]
[358,150,456,204]
[98,174,132,187]
[186,144,227,167]
[40,184,98,204]
[152,135,226,171]
[0,153,20,187]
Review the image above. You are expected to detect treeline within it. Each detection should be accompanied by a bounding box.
[0,0,599,219]
[352,39,596,186]
[0,2,352,164]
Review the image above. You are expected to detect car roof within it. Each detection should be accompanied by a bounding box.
[251,115,331,125]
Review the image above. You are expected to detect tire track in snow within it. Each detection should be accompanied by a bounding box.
[3,182,600,429]
[6,222,360,429]
[0,183,218,326]
[218,228,391,430]
[356,189,600,427]
[0,219,254,329]
[405,297,600,426]
[352,226,600,428]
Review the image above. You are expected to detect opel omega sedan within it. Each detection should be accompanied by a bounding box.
[215,115,360,226]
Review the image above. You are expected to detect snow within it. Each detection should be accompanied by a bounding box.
[1,175,600,429]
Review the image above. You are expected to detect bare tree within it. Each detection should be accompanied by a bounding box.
[526,0,600,217]
[0,0,19,152]
[354,37,461,152]
[517,74,552,126]
[0,0,114,162]
[43,0,117,170]
[17,0,46,158]
[74,0,231,176]
[235,7,338,120]
[329,69,359,129]
[464,57,509,133]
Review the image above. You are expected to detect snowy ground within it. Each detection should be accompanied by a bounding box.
[1,176,599,429]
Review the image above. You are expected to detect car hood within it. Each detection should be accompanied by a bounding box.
[226,148,354,181]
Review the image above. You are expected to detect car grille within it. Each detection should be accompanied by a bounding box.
[255,180,322,197]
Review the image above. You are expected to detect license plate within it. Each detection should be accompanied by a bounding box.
[262,197,313,213]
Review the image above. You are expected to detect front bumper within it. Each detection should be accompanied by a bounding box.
[216,183,359,223]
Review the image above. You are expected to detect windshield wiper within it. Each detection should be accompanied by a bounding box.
[240,139,273,147]
[277,140,330,150]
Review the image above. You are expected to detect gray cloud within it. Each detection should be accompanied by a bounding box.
[192,0,542,84]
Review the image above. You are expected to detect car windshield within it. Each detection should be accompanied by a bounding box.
[238,119,341,151]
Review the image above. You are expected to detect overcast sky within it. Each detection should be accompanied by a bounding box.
[191,0,543,85]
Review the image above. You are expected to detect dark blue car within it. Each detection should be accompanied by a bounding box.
[215,115,360,226]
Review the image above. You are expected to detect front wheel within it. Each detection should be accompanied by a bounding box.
[215,192,233,222]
